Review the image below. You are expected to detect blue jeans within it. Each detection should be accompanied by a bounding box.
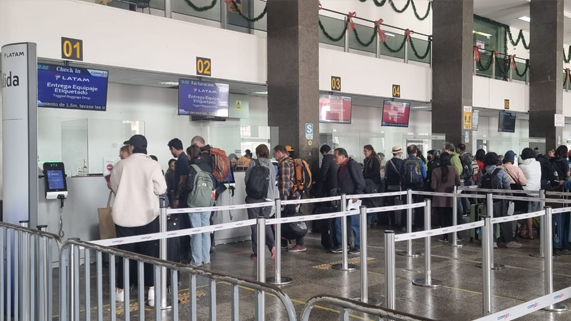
[335,206,361,250]
[189,211,211,266]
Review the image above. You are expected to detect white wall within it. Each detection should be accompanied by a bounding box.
[473,76,529,112]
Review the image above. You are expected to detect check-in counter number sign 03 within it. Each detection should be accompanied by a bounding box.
[196,57,212,76]
[331,76,341,91]
[61,37,83,61]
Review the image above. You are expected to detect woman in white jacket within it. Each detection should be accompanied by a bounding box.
[519,148,541,239]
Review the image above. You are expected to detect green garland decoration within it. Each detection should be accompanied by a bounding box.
[409,36,431,59]
[229,1,267,22]
[477,56,493,71]
[183,0,218,12]
[474,15,508,54]
[352,26,379,47]
[388,0,411,13]
[507,29,529,50]
[514,59,529,78]
[564,46,571,64]
[359,0,430,21]
[319,18,347,42]
[495,55,510,77]
[411,0,431,21]
[382,36,407,53]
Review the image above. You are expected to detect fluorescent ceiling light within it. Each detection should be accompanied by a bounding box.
[252,91,268,95]
[159,81,179,86]
[518,16,531,22]
[473,30,492,39]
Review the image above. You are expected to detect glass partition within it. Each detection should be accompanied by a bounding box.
[320,130,386,164]
[227,0,268,32]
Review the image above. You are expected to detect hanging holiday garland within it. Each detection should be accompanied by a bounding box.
[495,54,510,77]
[319,18,347,42]
[409,36,431,59]
[183,0,218,12]
[353,25,379,47]
[226,0,267,22]
[382,34,407,53]
[506,29,529,50]
[411,0,431,21]
[358,0,431,21]
[564,46,571,64]
[514,59,529,78]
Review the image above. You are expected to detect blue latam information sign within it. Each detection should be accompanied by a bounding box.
[37,64,109,111]
[178,79,229,117]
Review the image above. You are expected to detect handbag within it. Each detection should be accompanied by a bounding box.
[97,192,116,239]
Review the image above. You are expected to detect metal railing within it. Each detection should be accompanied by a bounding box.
[58,238,298,321]
[0,221,62,321]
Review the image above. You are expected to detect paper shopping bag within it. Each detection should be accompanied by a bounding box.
[98,192,116,239]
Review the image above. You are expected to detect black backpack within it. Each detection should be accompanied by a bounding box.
[402,158,423,187]
[537,155,562,188]
[480,168,502,190]
[460,153,474,180]
[246,159,270,199]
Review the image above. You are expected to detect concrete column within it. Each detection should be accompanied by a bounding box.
[530,0,564,150]
[431,0,474,151]
[267,0,320,169]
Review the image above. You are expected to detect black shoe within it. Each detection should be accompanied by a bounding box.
[348,248,360,255]
[281,240,288,249]
[330,247,342,254]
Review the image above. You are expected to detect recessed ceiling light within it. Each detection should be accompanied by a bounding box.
[473,30,492,39]
[159,81,179,86]
[252,91,268,95]
[518,16,531,22]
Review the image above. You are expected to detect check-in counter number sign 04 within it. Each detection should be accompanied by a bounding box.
[392,84,400,98]
[196,57,212,76]
[61,37,83,61]
[331,76,341,91]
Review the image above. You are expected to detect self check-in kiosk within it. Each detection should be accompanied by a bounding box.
[43,162,68,200]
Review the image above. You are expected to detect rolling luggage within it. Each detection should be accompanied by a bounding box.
[553,213,566,250]
[469,203,500,242]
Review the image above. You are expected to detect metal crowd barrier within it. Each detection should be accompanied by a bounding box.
[0,221,61,321]
[58,238,298,321]
[300,295,437,321]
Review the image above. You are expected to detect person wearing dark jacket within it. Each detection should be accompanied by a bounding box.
[185,145,215,267]
[363,145,382,225]
[552,145,571,180]
[331,148,366,255]
[425,150,441,191]
[431,152,460,242]
[191,135,214,173]
[319,144,338,197]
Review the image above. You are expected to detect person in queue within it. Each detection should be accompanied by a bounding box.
[165,159,176,206]
[425,149,441,192]
[362,145,382,225]
[236,149,252,171]
[443,143,464,232]
[185,145,215,267]
[110,135,166,307]
[519,148,541,239]
[386,146,404,227]
[318,144,338,198]
[552,145,571,179]
[245,144,276,260]
[168,138,192,262]
[500,150,528,215]
[106,145,132,190]
[431,152,460,242]
[475,149,486,182]
[331,148,366,255]
[480,152,521,248]
[191,136,214,172]
[285,145,295,158]
[273,145,306,252]
[400,145,427,229]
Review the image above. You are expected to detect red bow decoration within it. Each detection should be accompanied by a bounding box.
[318,1,322,10]
[375,19,387,42]
[224,0,235,3]
[473,46,481,61]
[566,68,570,84]
[347,12,357,31]
[510,55,517,70]
[405,29,412,41]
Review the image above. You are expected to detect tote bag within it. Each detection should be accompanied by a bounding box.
[98,192,116,239]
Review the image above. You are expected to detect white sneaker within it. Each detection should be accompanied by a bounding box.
[115,288,124,302]
[506,241,522,248]
[493,242,498,248]
[148,288,155,307]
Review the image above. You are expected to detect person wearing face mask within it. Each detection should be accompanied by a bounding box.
[425,150,441,192]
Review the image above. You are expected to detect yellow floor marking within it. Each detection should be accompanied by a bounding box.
[313,257,375,270]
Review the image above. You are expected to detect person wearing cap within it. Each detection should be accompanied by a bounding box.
[110,134,167,307]
[285,145,295,158]
[385,146,404,227]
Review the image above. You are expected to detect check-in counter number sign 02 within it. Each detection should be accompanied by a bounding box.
[61,37,83,61]
[196,57,212,76]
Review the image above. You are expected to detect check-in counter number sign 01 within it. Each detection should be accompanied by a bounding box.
[196,57,212,76]
[61,37,83,61]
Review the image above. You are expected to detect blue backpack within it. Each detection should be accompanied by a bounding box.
[402,158,423,187]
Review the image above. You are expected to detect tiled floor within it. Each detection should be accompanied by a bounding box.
[57,223,571,321]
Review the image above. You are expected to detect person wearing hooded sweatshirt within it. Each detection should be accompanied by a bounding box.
[519,148,541,239]
[110,134,167,307]
[443,142,464,239]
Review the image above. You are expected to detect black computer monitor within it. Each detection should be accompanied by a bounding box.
[223,167,235,184]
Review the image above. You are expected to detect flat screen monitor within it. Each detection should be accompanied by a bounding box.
[47,170,65,190]
[319,94,352,124]
[382,101,410,127]
[178,79,229,117]
[472,110,480,131]
[37,64,109,111]
[498,111,516,133]
[223,167,235,184]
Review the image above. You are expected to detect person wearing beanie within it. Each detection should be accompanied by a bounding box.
[110,134,167,307]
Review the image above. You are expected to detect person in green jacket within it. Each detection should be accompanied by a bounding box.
[443,142,464,241]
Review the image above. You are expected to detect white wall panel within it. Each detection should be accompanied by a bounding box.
[472,76,528,112]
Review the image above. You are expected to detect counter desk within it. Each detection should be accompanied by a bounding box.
[37,172,258,249]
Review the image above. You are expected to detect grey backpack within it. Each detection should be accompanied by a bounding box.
[187,165,215,208]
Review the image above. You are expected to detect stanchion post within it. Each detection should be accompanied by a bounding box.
[159,196,170,310]
[480,193,505,270]
[344,18,349,53]
[543,207,567,312]
[256,217,266,321]
[482,216,492,315]
[532,190,546,258]
[412,199,442,288]
[384,231,395,310]
[397,190,421,258]
[360,206,368,303]
[267,199,293,284]
[220,0,228,29]
[449,186,462,248]
[492,55,496,79]
[333,195,358,271]
[38,225,49,321]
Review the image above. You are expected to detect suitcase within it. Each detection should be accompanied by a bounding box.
[317,207,338,250]
[553,213,566,250]
[394,196,405,227]
[469,203,500,242]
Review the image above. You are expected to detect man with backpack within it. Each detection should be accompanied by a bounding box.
[331,148,366,255]
[400,145,427,229]
[480,152,522,248]
[274,145,306,252]
[386,146,404,227]
[168,138,192,262]
[457,144,474,222]
[245,144,276,260]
